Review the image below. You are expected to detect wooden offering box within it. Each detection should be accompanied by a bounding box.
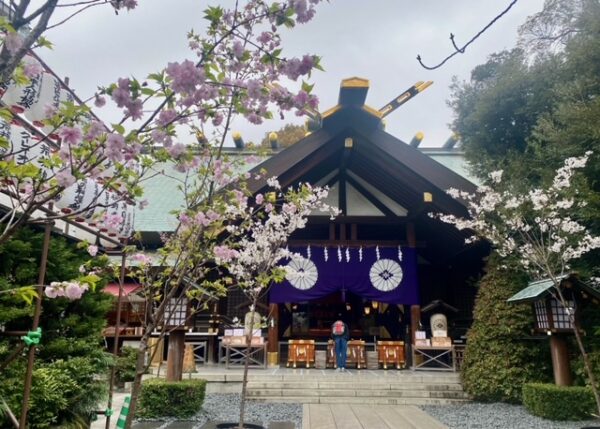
[376,341,405,369]
[327,340,367,369]
[287,339,315,368]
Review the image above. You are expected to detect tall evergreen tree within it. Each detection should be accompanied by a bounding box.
[462,255,552,402]
[0,227,113,428]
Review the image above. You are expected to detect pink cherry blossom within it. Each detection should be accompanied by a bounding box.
[55,170,76,188]
[59,126,83,146]
[87,245,98,256]
[166,60,205,94]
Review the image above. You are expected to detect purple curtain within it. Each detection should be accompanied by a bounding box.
[269,246,419,304]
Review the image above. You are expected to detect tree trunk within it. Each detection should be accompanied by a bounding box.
[572,321,600,416]
[237,302,257,429]
[124,335,149,429]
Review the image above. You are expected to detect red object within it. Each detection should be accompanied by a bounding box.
[103,283,140,297]
[332,320,345,335]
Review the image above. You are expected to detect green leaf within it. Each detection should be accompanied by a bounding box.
[301,80,314,94]
[112,123,125,134]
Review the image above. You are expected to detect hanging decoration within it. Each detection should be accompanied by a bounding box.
[285,256,318,290]
[369,259,403,291]
[271,246,418,304]
[398,246,403,261]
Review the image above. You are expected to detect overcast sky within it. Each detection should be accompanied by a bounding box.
[41,0,545,147]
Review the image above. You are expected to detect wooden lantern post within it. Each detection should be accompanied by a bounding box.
[508,276,600,387]
[165,296,190,381]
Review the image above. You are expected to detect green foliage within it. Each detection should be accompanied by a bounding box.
[461,254,551,403]
[573,351,600,388]
[260,123,305,148]
[137,379,207,418]
[0,227,113,428]
[522,383,596,420]
[450,0,600,246]
[115,347,138,385]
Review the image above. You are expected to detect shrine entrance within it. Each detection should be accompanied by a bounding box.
[279,291,408,343]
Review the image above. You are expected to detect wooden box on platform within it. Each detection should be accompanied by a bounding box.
[376,340,405,369]
[221,336,264,346]
[287,339,315,368]
[431,337,452,347]
[327,340,367,369]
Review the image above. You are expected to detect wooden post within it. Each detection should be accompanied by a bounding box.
[166,330,185,381]
[267,303,279,353]
[19,222,52,429]
[550,334,573,386]
[406,222,420,345]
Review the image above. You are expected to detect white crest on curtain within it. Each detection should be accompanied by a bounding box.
[359,246,363,262]
[345,247,350,263]
[376,245,380,260]
[337,246,342,262]
[398,246,403,262]
[324,246,328,262]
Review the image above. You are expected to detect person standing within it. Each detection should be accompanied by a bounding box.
[331,318,349,371]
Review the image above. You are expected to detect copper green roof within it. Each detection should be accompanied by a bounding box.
[506,275,600,304]
[134,155,266,232]
[507,277,566,304]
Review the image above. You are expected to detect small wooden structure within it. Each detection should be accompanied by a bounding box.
[287,339,315,368]
[376,340,405,369]
[508,275,600,386]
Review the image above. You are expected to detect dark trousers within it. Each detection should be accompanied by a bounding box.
[334,337,348,369]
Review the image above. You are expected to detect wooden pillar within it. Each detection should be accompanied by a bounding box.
[268,303,279,353]
[147,337,164,366]
[166,330,185,381]
[407,222,420,344]
[550,334,572,386]
[182,344,196,374]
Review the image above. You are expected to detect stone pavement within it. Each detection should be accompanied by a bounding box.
[302,403,447,429]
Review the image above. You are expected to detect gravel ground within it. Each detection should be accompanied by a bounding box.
[421,403,600,429]
[195,394,302,428]
[137,393,302,429]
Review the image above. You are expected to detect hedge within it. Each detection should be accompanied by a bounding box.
[522,383,596,420]
[461,255,551,403]
[137,379,207,418]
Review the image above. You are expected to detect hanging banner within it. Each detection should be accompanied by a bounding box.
[269,246,419,304]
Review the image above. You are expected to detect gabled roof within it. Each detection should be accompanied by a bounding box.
[247,77,476,220]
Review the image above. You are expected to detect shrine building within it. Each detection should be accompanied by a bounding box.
[119,77,489,370]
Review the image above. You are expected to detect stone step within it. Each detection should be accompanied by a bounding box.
[246,381,463,391]
[246,388,469,399]
[249,396,470,405]
[193,373,461,384]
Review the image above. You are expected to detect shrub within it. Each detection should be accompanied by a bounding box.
[115,346,138,385]
[461,254,552,403]
[137,379,207,418]
[523,383,596,420]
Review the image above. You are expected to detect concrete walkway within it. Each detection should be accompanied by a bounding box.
[302,403,447,429]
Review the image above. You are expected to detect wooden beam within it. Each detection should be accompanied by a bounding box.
[288,239,427,248]
[346,175,397,218]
